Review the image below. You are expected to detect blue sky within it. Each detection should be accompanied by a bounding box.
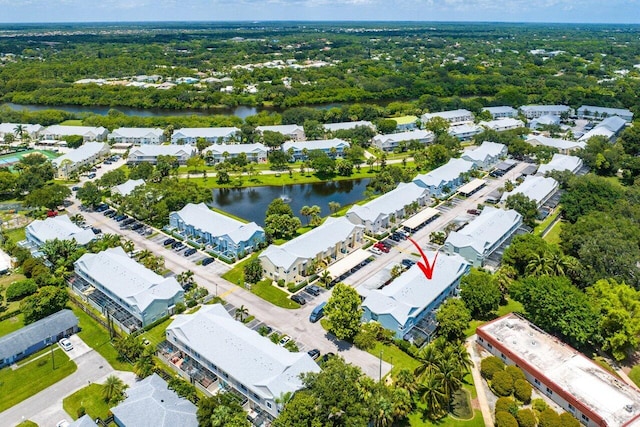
[0,0,638,24]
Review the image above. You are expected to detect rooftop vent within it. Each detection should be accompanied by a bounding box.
[530,341,537,346]
[625,405,633,413]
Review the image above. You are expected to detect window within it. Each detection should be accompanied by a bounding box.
[371,313,378,321]
[478,337,484,342]
[568,404,574,412]
[581,414,589,422]
[545,387,553,395]
[487,343,493,349]
[266,402,272,409]
[534,379,540,385]
[501,353,506,360]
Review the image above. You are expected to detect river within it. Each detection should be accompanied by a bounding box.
[210,179,370,226]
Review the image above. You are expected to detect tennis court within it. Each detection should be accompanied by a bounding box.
[0,149,58,169]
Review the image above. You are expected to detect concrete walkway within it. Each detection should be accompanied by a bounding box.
[1,341,136,427]
[466,337,494,427]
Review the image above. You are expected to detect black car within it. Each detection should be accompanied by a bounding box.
[163,238,176,246]
[115,215,128,222]
[320,352,336,363]
[201,257,215,266]
[401,258,416,268]
[121,218,135,226]
[307,349,320,360]
[184,248,197,257]
[95,203,109,212]
[131,223,144,231]
[306,285,321,296]
[172,242,185,251]
[106,211,117,218]
[103,209,114,216]
[291,294,307,305]
[91,227,102,235]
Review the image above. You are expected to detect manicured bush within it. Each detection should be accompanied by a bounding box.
[559,412,581,427]
[538,408,561,427]
[480,356,505,380]
[514,378,532,403]
[516,409,536,427]
[6,279,38,301]
[532,398,548,412]
[21,257,44,278]
[505,365,526,382]
[492,370,515,397]
[495,411,519,427]
[495,397,518,417]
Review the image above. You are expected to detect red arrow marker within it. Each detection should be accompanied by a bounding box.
[408,237,438,280]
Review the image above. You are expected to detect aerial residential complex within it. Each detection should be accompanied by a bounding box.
[256,124,306,141]
[477,314,640,427]
[443,207,523,267]
[108,127,165,145]
[362,252,470,340]
[73,247,184,332]
[171,127,240,144]
[461,141,508,170]
[169,203,265,260]
[282,138,350,161]
[260,217,364,283]
[165,304,321,420]
[421,109,474,126]
[127,144,195,164]
[578,115,627,142]
[23,214,96,253]
[501,175,559,208]
[371,129,434,151]
[537,154,583,175]
[482,106,518,119]
[323,120,375,132]
[525,135,585,154]
[41,125,109,142]
[519,105,572,119]
[478,117,525,132]
[51,141,110,178]
[413,158,476,198]
[576,105,634,122]
[0,123,43,140]
[111,178,145,197]
[204,143,268,164]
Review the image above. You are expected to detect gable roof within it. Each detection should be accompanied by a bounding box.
[445,207,522,255]
[167,304,321,401]
[256,124,304,135]
[478,118,524,130]
[0,309,78,360]
[482,106,518,115]
[347,182,427,223]
[111,374,197,427]
[43,125,107,137]
[362,252,469,326]
[282,138,350,152]
[520,105,570,113]
[128,145,195,158]
[113,179,145,197]
[69,415,96,427]
[537,154,583,175]
[110,127,164,138]
[577,105,633,120]
[422,109,473,121]
[260,217,362,270]
[205,143,267,155]
[52,142,109,167]
[74,247,183,313]
[501,175,559,205]
[172,127,240,139]
[462,141,507,164]
[172,203,263,245]
[372,130,433,144]
[525,135,585,151]
[323,120,374,131]
[26,215,96,246]
[595,115,626,133]
[413,158,475,189]
[0,123,43,135]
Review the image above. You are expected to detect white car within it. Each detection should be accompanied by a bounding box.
[56,420,70,427]
[369,247,382,255]
[59,338,73,352]
[278,335,291,347]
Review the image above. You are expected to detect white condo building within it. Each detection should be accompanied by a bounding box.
[109,127,165,145]
[51,142,110,179]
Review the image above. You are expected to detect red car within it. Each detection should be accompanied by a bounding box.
[375,243,390,253]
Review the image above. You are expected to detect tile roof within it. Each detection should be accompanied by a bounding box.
[167,304,321,401]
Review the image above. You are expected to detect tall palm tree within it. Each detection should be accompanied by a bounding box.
[414,344,441,380]
[319,270,332,286]
[372,395,394,427]
[134,349,156,379]
[419,371,446,420]
[451,343,473,377]
[437,357,463,406]
[494,265,517,300]
[121,239,135,254]
[70,213,85,225]
[235,305,249,322]
[525,252,554,276]
[391,387,414,420]
[395,368,419,394]
[177,270,195,288]
[103,375,127,404]
[13,124,24,140]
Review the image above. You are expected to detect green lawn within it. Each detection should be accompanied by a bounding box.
[465,298,525,337]
[250,280,300,309]
[221,253,258,285]
[629,365,640,388]
[15,421,38,427]
[4,226,26,243]
[63,383,112,421]
[407,409,485,427]
[59,120,84,126]
[71,305,133,371]
[0,345,77,412]
[368,342,421,377]
[533,210,560,235]
[542,220,563,245]
[0,272,27,312]
[0,313,25,338]
[139,317,173,348]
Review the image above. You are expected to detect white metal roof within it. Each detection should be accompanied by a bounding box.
[479,118,524,130]
[256,124,304,134]
[372,130,433,144]
[347,182,428,223]
[577,105,633,120]
[362,252,469,326]
[413,158,475,189]
[52,142,109,167]
[172,203,263,245]
[74,247,183,313]
[482,106,517,115]
[282,138,350,152]
[0,123,43,134]
[110,127,164,138]
[479,314,640,427]
[113,179,145,197]
[526,135,585,151]
[401,207,440,230]
[457,178,486,195]
[597,116,627,133]
[445,207,522,255]
[260,217,362,270]
[43,125,107,137]
[520,105,571,113]
[205,143,267,155]
[422,109,473,121]
[26,215,96,246]
[128,145,195,158]
[172,127,240,139]
[462,141,506,164]
[537,154,583,175]
[501,175,559,205]
[111,374,197,427]
[323,120,374,131]
[167,304,321,401]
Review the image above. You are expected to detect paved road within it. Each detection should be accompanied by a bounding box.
[1,343,136,427]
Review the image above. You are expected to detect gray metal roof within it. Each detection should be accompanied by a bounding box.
[0,309,78,360]
[69,415,96,427]
[111,374,198,427]
[445,207,522,255]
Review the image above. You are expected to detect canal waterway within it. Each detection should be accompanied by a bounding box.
[210,179,370,226]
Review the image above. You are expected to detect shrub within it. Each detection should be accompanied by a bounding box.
[505,365,526,382]
[174,302,186,314]
[495,397,518,417]
[491,370,515,397]
[514,378,532,403]
[22,257,44,277]
[77,406,86,418]
[277,279,285,287]
[6,279,38,301]
[516,409,536,427]
[353,330,376,351]
[532,398,548,412]
[480,356,505,380]
[538,408,561,427]
[185,299,197,308]
[495,411,519,427]
[559,412,581,427]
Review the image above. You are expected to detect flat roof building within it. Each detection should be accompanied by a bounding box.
[111,374,197,427]
[346,182,430,234]
[443,207,522,267]
[169,203,265,260]
[0,309,78,368]
[422,109,474,126]
[51,142,110,179]
[477,313,640,427]
[260,217,364,284]
[127,144,195,164]
[537,154,583,175]
[501,175,559,208]
[74,247,184,331]
[461,141,508,170]
[362,252,470,339]
[166,304,321,419]
[109,127,165,145]
[482,106,518,119]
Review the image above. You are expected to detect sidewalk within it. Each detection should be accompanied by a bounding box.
[466,337,493,427]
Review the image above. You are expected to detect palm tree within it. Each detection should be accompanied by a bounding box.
[419,371,447,420]
[395,368,419,394]
[13,124,24,140]
[391,388,414,420]
[525,252,554,276]
[451,343,472,377]
[437,357,463,406]
[414,344,441,380]
[319,270,332,286]
[300,205,312,225]
[372,395,394,427]
[328,201,341,215]
[177,270,195,288]
[121,239,135,254]
[103,375,127,404]
[494,265,517,300]
[134,349,156,379]
[69,213,85,226]
[235,305,249,322]
[136,249,153,261]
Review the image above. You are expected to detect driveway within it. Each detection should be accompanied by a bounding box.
[0,337,136,427]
